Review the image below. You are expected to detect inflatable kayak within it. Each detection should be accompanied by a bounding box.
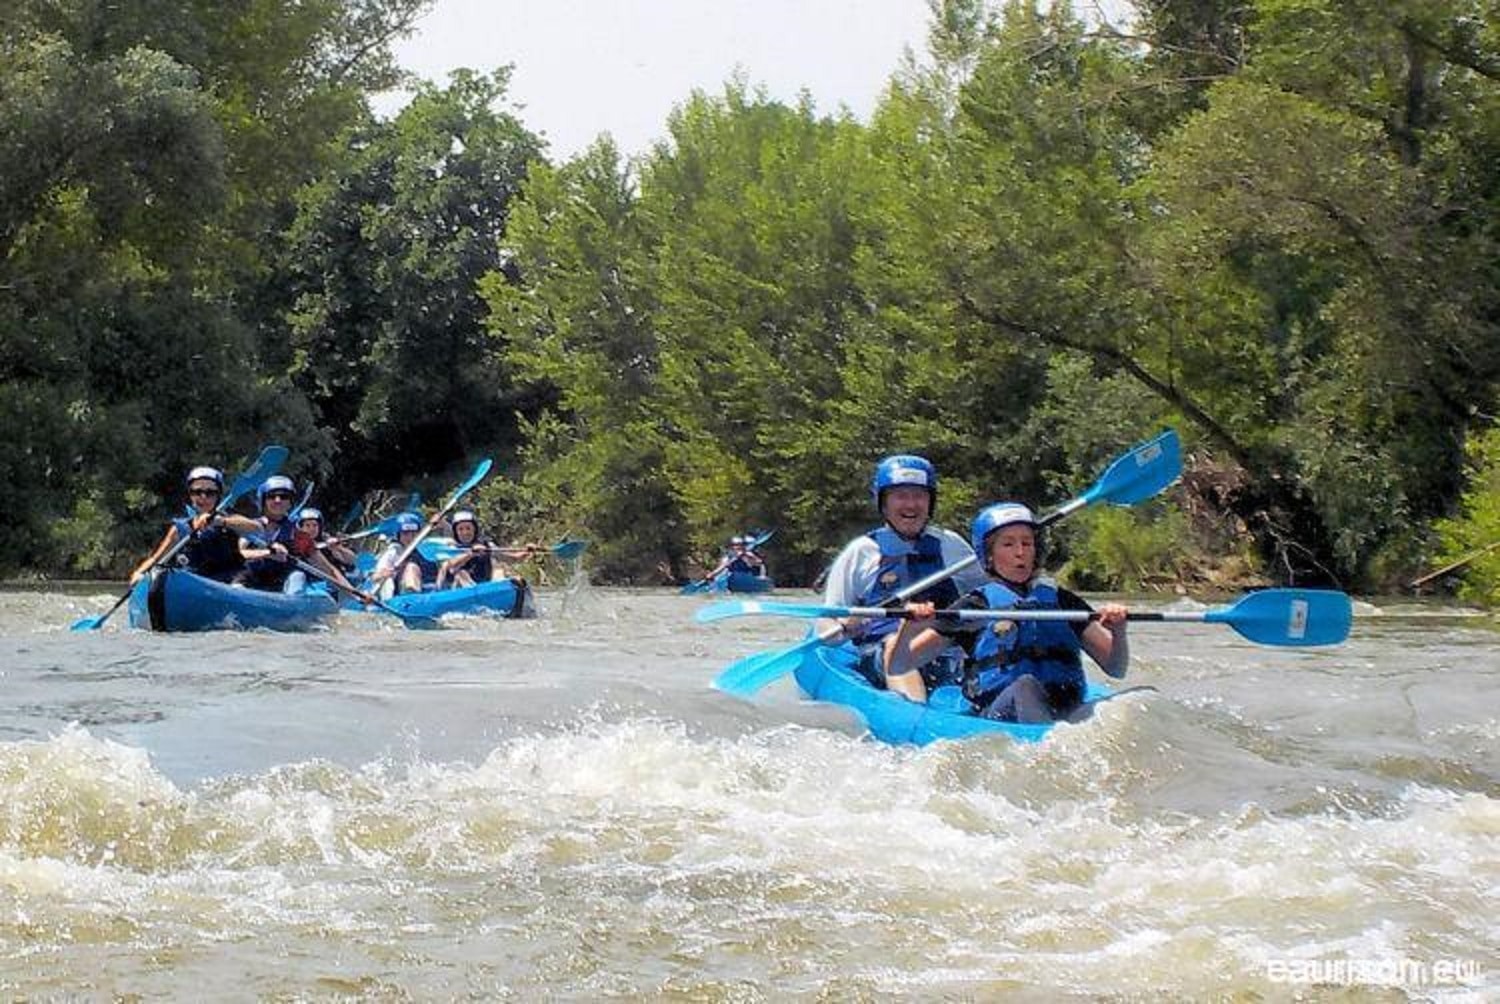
[128,568,338,633]
[711,570,774,594]
[681,569,775,595]
[345,577,535,619]
[791,641,1113,746]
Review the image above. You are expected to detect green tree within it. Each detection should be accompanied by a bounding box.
[283,69,545,498]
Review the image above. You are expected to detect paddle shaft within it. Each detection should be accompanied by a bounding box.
[1409,540,1500,588]
[288,556,427,626]
[386,459,493,572]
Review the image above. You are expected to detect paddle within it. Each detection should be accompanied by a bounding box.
[420,537,589,561]
[697,588,1353,647]
[548,538,589,561]
[384,458,494,574]
[336,499,364,534]
[334,513,405,544]
[292,480,315,516]
[711,430,1183,696]
[288,556,440,630]
[71,445,289,631]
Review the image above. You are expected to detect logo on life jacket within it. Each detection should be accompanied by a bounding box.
[878,569,901,589]
[990,619,1017,637]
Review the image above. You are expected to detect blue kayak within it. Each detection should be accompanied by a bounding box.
[345,577,534,619]
[711,570,774,594]
[791,641,1113,746]
[682,569,774,595]
[128,568,338,633]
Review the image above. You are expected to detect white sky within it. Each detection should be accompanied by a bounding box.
[375,0,937,161]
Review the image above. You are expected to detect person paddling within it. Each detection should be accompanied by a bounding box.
[294,507,358,577]
[130,466,261,585]
[435,510,533,590]
[235,476,356,595]
[887,502,1130,722]
[726,535,768,579]
[369,513,442,597]
[817,455,987,700]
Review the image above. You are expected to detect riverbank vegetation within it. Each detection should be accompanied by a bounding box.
[3,1,1497,598]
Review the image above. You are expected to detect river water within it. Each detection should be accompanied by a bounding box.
[2,577,1495,1000]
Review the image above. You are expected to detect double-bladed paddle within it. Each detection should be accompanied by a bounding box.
[71,445,289,631]
[697,588,1353,648]
[710,429,1183,696]
[288,556,440,630]
[420,537,589,562]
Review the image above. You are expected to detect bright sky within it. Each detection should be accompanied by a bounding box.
[376,0,937,161]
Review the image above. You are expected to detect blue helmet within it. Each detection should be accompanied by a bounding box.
[395,512,422,533]
[256,475,296,508]
[185,466,224,489]
[970,502,1040,570]
[871,455,938,514]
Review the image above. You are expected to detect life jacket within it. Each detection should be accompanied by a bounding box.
[172,515,243,582]
[458,541,493,584]
[850,526,960,642]
[727,553,761,576]
[240,516,298,591]
[965,578,1083,701]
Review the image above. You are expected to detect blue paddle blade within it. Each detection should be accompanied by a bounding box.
[1208,588,1352,646]
[697,601,843,623]
[713,636,822,697]
[338,500,364,533]
[226,445,290,507]
[551,539,588,560]
[1081,429,1181,508]
[449,459,493,505]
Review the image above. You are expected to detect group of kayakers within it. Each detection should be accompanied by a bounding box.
[143,450,1126,724]
[817,454,1131,726]
[132,464,524,602]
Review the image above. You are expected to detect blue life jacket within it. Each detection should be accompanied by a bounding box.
[851,526,960,643]
[966,578,1083,700]
[240,517,298,591]
[171,516,243,582]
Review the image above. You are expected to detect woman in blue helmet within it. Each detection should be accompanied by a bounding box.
[817,454,988,701]
[889,502,1130,723]
[130,466,262,584]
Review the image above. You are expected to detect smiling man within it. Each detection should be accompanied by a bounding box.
[817,454,987,698]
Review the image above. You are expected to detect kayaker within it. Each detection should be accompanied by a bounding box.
[294,507,358,576]
[726,535,768,579]
[889,502,1130,723]
[369,513,442,597]
[817,455,987,701]
[236,476,355,594]
[129,466,261,585]
[435,510,532,589]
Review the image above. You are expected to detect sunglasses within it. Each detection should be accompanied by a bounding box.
[264,491,295,502]
[188,487,220,497]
